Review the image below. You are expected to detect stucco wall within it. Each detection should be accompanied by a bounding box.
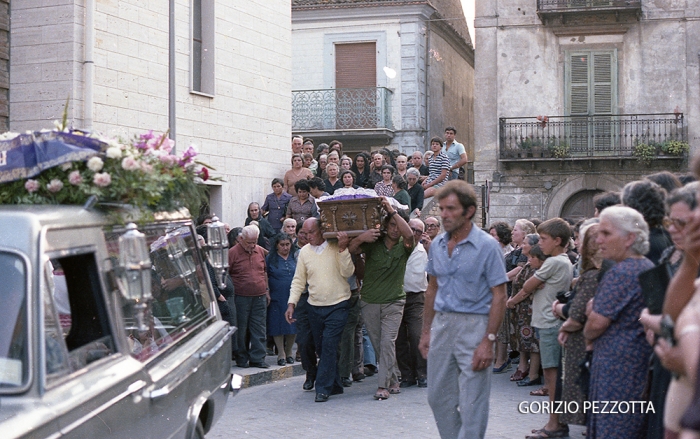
[475,0,698,225]
[10,0,292,227]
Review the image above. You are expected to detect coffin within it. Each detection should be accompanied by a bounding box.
[317,197,383,239]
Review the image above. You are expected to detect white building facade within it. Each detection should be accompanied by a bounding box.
[10,0,292,226]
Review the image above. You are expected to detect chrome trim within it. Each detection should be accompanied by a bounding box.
[0,247,32,395]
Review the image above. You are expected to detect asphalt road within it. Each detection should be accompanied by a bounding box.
[208,364,586,439]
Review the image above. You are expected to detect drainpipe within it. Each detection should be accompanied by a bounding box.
[169,0,176,149]
[83,0,94,130]
[424,16,431,148]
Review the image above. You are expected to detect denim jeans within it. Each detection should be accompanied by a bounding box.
[308,299,349,396]
[294,293,317,379]
[234,295,267,364]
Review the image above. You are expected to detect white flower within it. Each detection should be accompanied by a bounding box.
[93,172,111,187]
[87,156,104,172]
[0,131,20,140]
[106,146,122,159]
[46,179,64,193]
[25,179,40,193]
[60,162,73,171]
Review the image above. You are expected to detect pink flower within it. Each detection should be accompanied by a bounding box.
[141,162,154,173]
[179,145,197,167]
[146,133,174,154]
[136,130,155,149]
[46,179,64,193]
[93,172,112,187]
[25,179,40,193]
[68,170,83,185]
[121,156,141,171]
[159,154,179,167]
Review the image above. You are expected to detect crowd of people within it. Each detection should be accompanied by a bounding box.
[196,128,700,439]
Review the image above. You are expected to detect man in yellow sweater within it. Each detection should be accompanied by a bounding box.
[285,218,354,402]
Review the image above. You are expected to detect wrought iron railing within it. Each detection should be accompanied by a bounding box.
[537,0,642,11]
[292,87,394,131]
[499,114,687,159]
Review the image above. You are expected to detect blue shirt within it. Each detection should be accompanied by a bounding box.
[443,140,466,179]
[426,224,508,315]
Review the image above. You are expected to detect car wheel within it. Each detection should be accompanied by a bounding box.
[192,419,205,439]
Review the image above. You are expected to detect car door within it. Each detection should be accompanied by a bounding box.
[41,229,154,439]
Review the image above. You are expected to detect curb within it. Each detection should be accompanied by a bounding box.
[239,363,306,388]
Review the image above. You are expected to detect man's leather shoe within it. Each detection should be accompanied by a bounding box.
[330,386,344,395]
[303,376,315,391]
[417,377,428,388]
[352,372,365,382]
[249,361,269,369]
[341,377,353,387]
[315,393,329,402]
[400,380,416,388]
[236,362,249,368]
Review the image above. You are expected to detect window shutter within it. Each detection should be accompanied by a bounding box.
[335,43,376,88]
[593,53,613,115]
[569,53,589,116]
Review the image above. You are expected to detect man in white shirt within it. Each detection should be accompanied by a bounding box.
[396,218,429,388]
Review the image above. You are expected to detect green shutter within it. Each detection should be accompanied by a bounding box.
[566,50,617,155]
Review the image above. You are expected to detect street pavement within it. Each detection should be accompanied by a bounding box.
[208,360,586,439]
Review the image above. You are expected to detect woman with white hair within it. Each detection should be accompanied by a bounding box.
[583,206,655,439]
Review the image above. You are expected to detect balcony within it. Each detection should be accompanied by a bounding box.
[537,0,642,25]
[292,87,394,142]
[499,113,687,164]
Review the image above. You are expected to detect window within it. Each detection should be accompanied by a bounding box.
[0,252,28,392]
[104,222,212,362]
[191,0,215,95]
[565,50,617,153]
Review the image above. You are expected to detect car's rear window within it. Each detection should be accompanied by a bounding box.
[0,252,28,392]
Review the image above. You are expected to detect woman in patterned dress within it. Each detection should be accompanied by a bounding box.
[584,206,654,439]
[556,223,601,427]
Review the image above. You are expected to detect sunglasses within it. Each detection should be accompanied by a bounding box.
[410,228,424,234]
[663,217,688,230]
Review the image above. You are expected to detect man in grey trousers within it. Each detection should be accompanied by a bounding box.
[419,180,507,439]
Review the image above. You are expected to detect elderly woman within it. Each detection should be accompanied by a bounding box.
[422,137,450,198]
[501,220,537,378]
[507,233,541,385]
[282,218,297,241]
[245,202,275,250]
[327,150,340,167]
[323,163,343,195]
[284,153,314,197]
[406,168,424,218]
[584,206,654,439]
[340,155,352,171]
[622,179,672,264]
[555,223,601,427]
[262,178,292,233]
[286,180,318,225]
[316,154,328,179]
[374,165,395,197]
[351,152,371,188]
[267,234,298,366]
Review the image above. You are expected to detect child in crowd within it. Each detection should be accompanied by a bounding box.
[520,218,573,439]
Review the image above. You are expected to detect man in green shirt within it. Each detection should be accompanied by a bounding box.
[349,197,414,400]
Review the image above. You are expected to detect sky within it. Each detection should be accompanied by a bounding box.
[461,0,475,47]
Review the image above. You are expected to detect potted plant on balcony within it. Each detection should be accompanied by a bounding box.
[633,142,657,165]
[660,140,689,156]
[549,141,570,159]
[518,136,544,158]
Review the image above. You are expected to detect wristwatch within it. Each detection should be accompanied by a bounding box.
[486,333,497,342]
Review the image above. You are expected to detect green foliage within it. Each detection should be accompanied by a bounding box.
[517,136,544,150]
[633,142,657,165]
[550,142,570,158]
[661,140,689,156]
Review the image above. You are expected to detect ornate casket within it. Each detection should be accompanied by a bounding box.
[317,197,383,239]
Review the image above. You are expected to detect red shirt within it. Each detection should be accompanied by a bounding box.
[228,243,267,297]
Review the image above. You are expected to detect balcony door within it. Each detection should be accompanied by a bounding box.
[335,42,377,129]
[566,50,617,155]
